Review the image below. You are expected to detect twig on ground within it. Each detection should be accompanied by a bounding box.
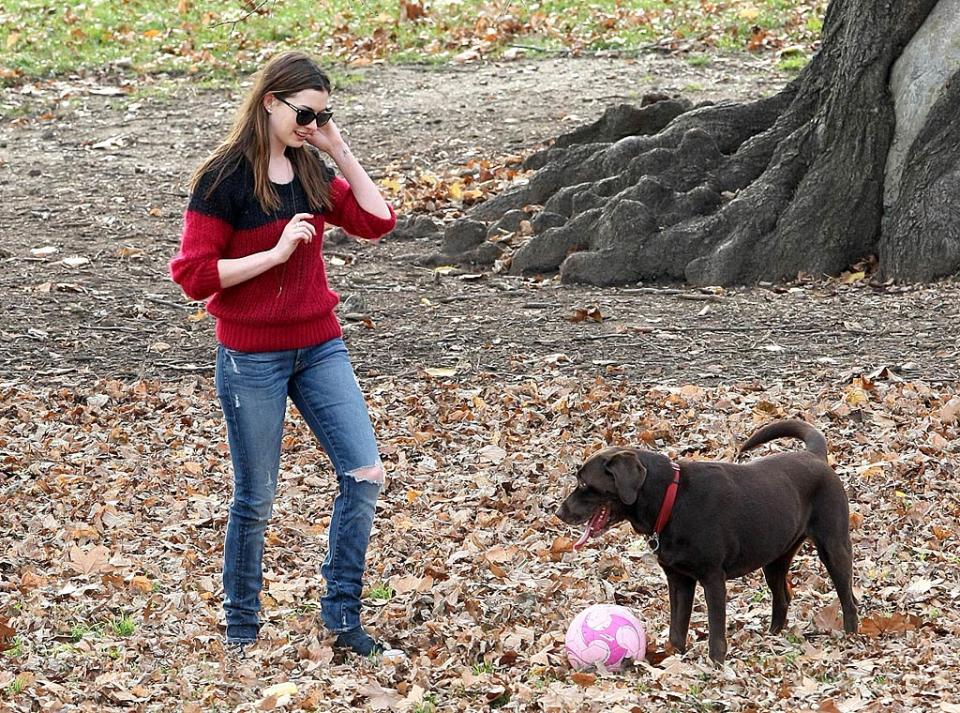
[507,44,571,56]
[144,295,195,310]
[209,0,273,29]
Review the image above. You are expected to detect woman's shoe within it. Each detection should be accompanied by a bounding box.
[333,626,384,656]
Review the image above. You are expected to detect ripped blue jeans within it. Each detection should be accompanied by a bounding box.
[214,338,383,644]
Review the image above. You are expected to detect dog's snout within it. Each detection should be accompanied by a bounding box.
[556,497,581,524]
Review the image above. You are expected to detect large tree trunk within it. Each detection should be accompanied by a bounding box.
[432,0,960,285]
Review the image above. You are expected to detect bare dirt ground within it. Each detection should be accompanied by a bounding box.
[2,54,958,388]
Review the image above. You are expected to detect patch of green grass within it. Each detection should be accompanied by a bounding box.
[294,600,320,614]
[6,675,28,696]
[110,614,136,638]
[527,672,558,689]
[127,69,273,103]
[124,82,181,104]
[328,69,367,90]
[0,0,828,84]
[472,661,494,675]
[591,36,628,51]
[682,682,725,713]
[387,48,453,66]
[412,693,439,713]
[0,99,37,120]
[777,54,809,73]
[686,53,712,67]
[500,35,567,56]
[367,583,394,602]
[3,636,24,659]
[70,622,99,642]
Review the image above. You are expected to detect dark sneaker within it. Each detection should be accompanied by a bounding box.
[333,627,406,661]
[224,639,254,658]
[334,627,383,656]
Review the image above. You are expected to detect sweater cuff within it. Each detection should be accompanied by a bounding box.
[361,203,397,239]
[191,259,222,301]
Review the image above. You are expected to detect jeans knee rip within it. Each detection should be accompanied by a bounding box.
[346,463,385,485]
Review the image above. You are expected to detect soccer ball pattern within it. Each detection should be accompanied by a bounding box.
[565,604,646,671]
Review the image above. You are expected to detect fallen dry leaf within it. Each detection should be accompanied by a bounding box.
[570,671,596,687]
[129,576,153,593]
[358,683,404,710]
[0,617,15,651]
[68,545,111,576]
[813,602,843,632]
[568,306,604,323]
[860,612,922,637]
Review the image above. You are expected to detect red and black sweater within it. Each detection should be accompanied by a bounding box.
[170,158,396,352]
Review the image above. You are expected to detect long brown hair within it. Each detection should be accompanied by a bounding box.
[191,51,334,212]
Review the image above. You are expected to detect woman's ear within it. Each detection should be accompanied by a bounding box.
[262,93,274,114]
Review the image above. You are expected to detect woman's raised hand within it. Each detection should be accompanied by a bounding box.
[272,212,316,263]
[306,119,345,156]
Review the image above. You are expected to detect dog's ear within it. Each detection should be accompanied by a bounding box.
[606,450,646,505]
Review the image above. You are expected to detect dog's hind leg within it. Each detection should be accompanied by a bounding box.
[808,496,859,634]
[811,532,859,633]
[762,537,806,634]
[666,570,696,654]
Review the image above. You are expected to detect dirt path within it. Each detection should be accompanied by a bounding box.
[1,54,958,386]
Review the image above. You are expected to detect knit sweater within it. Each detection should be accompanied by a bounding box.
[169,158,396,352]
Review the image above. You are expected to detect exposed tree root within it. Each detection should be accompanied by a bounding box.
[435,0,958,286]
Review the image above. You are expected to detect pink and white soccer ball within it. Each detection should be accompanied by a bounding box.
[565,604,646,671]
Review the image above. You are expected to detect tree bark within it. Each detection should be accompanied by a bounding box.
[879,0,960,280]
[438,0,960,285]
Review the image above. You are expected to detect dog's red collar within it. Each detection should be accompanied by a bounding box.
[649,462,681,552]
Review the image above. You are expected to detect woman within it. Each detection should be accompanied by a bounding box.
[170,51,397,656]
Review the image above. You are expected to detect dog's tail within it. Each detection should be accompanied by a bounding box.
[739,419,828,460]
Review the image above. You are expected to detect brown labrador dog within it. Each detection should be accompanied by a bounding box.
[556,420,858,664]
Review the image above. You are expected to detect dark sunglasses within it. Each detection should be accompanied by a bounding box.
[275,96,333,127]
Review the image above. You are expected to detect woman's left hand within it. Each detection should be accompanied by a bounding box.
[307,119,346,156]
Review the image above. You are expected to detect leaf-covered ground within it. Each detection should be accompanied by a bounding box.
[2,33,960,713]
[2,366,959,711]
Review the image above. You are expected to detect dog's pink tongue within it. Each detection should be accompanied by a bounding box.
[573,524,592,550]
[572,507,605,550]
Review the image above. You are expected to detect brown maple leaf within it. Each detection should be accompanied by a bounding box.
[68,545,111,576]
